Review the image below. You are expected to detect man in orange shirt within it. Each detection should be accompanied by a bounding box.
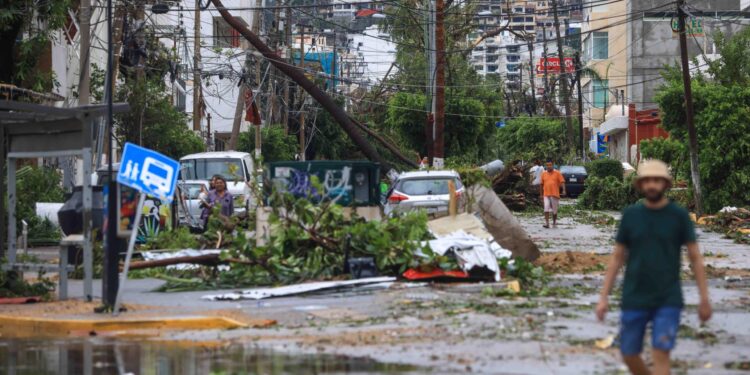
[540,160,566,228]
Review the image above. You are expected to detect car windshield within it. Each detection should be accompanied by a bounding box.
[398,177,462,196]
[180,159,244,182]
[561,166,586,174]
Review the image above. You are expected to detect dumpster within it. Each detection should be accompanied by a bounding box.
[266,161,380,206]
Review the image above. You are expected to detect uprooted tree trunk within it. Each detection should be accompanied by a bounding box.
[469,186,540,261]
[211,0,418,170]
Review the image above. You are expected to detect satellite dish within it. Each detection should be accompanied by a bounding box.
[151,3,170,14]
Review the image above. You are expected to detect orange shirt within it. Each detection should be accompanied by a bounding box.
[541,169,565,198]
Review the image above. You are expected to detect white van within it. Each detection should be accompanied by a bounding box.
[179,151,256,214]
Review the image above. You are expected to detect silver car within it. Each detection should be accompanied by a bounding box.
[176,180,209,227]
[384,170,464,216]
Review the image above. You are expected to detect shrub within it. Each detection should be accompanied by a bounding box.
[587,159,624,180]
[639,137,688,181]
[494,117,571,163]
[578,175,638,211]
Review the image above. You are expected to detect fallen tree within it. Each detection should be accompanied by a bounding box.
[210,0,419,170]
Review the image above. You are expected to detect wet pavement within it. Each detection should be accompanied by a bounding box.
[0,338,423,374]
[10,199,750,374]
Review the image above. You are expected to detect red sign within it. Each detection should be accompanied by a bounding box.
[536,57,575,75]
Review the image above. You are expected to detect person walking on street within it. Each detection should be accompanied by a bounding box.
[596,159,712,375]
[540,160,565,228]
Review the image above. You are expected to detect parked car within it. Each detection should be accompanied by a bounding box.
[176,180,209,228]
[560,165,587,197]
[179,151,256,214]
[384,170,464,216]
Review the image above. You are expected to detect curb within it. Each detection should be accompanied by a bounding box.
[0,314,252,338]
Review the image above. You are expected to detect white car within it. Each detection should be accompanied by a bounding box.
[384,170,464,216]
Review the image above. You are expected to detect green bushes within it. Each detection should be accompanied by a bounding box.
[494,117,571,162]
[639,138,688,181]
[578,175,638,211]
[586,159,624,180]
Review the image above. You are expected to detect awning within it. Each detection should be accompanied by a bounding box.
[599,115,628,136]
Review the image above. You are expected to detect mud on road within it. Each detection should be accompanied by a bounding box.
[154,201,750,374]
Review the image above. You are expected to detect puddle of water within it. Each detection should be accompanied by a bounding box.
[0,338,423,374]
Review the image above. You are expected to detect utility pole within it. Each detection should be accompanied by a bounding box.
[551,0,575,150]
[299,110,306,160]
[677,0,704,215]
[424,0,433,161]
[542,25,550,114]
[433,0,445,163]
[332,31,337,92]
[519,62,525,115]
[192,0,202,133]
[206,112,212,149]
[527,39,537,116]
[574,52,584,159]
[78,0,91,105]
[283,8,292,134]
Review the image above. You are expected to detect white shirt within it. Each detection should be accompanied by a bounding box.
[530,165,544,186]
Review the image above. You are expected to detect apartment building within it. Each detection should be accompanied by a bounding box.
[580,0,628,130]
[585,0,749,160]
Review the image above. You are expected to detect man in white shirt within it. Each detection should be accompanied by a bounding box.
[530,159,543,186]
[528,159,544,205]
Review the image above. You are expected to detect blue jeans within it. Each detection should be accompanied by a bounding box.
[620,306,681,356]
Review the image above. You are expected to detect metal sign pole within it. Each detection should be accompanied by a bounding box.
[112,192,146,316]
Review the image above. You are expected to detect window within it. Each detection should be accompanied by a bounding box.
[514,7,523,12]
[526,17,533,22]
[512,17,524,22]
[507,55,520,62]
[592,31,608,59]
[507,64,519,72]
[593,79,609,108]
[507,46,519,53]
[180,159,246,181]
[398,178,462,196]
[525,25,534,31]
[213,17,242,48]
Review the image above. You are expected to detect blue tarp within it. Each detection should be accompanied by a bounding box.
[292,51,339,89]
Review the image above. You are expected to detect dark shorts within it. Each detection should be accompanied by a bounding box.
[620,306,681,356]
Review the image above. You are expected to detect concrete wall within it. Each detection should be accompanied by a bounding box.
[627,0,746,109]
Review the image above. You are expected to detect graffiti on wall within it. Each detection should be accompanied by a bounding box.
[119,185,171,243]
[275,166,354,204]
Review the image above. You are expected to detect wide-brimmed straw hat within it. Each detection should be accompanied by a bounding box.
[635,159,672,186]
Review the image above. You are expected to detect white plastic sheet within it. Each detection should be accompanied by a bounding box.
[421,230,511,282]
[202,276,397,301]
[141,249,224,270]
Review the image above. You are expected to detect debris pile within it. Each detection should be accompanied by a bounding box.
[130,184,541,292]
[698,207,750,244]
[490,162,531,211]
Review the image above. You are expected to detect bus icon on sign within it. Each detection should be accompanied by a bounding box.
[140,157,174,196]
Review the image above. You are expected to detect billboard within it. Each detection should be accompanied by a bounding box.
[536,57,575,76]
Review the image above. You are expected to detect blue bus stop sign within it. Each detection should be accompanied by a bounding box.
[116,143,179,202]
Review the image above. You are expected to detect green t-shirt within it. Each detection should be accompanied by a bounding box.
[615,201,696,310]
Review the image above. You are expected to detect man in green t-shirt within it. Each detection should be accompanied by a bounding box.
[596,159,712,375]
